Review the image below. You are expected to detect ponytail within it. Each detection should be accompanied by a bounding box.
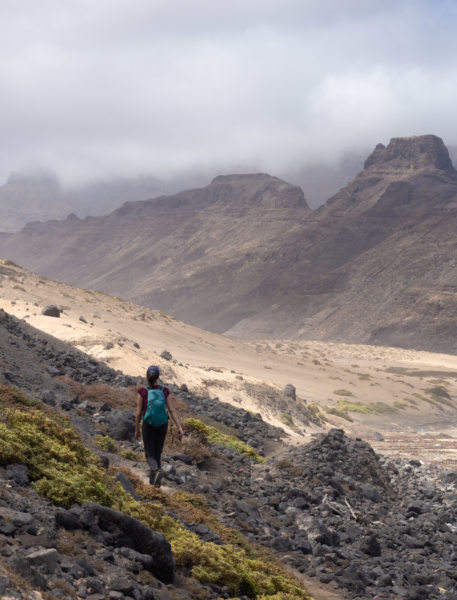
[147,373,158,387]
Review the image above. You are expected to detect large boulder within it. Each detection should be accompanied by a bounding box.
[105,410,135,440]
[283,384,296,400]
[42,305,61,318]
[81,502,174,583]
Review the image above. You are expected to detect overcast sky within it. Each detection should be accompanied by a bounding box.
[1,0,457,184]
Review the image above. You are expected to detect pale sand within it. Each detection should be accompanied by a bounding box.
[2,260,457,454]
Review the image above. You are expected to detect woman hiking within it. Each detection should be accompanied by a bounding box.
[135,365,184,487]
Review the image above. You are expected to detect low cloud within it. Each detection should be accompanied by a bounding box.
[1,0,457,184]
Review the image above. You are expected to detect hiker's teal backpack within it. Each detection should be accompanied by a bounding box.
[143,386,168,426]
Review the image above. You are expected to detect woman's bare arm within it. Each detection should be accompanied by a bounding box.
[166,394,184,439]
[135,393,143,440]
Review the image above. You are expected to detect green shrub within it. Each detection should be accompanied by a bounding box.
[340,400,394,415]
[1,407,114,507]
[326,407,353,422]
[120,448,139,461]
[412,391,450,408]
[371,402,396,414]
[183,418,265,462]
[95,435,117,451]
[327,400,395,419]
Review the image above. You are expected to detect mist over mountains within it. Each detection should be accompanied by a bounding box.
[0,153,371,234]
[0,171,211,234]
[1,135,457,354]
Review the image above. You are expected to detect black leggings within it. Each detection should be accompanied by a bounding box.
[142,421,168,471]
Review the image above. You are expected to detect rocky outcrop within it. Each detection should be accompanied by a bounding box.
[41,305,61,318]
[364,135,456,173]
[73,503,174,583]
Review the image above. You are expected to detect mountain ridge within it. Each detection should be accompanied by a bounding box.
[1,135,457,352]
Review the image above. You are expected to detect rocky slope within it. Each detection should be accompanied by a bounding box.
[1,308,457,599]
[2,135,457,353]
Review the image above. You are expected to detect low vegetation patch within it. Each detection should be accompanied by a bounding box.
[202,379,231,389]
[308,403,327,422]
[279,412,296,429]
[60,377,138,410]
[412,392,435,406]
[183,418,265,462]
[326,399,395,421]
[404,397,418,407]
[0,406,114,507]
[0,384,37,409]
[3,259,20,267]
[119,448,140,461]
[357,373,372,381]
[95,434,117,451]
[326,406,353,422]
[393,400,408,410]
[333,389,354,397]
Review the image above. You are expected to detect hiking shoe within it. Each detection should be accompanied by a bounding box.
[152,469,163,488]
[149,469,158,485]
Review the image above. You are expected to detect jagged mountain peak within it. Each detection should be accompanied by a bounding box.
[363,134,456,174]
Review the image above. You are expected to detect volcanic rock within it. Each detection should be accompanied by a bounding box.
[41,305,60,317]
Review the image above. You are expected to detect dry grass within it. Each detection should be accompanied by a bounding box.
[57,529,103,558]
[59,377,138,410]
[177,432,212,464]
